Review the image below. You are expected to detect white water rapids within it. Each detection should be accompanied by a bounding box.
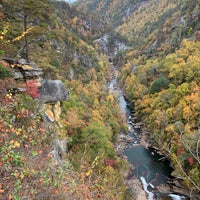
[169,194,187,200]
[140,176,154,200]
[140,176,187,200]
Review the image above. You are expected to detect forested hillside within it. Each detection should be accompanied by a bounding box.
[78,0,200,193]
[0,0,128,199]
[120,39,200,191]
[117,0,200,57]
[117,0,200,192]
[76,0,146,26]
[0,0,200,199]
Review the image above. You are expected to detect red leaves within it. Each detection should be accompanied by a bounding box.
[187,157,194,166]
[26,80,40,99]
[177,147,184,155]
[104,159,117,168]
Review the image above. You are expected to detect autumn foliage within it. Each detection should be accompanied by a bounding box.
[120,39,200,190]
[26,80,40,99]
[104,158,117,168]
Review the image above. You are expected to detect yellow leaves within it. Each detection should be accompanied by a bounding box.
[87,68,97,81]
[116,0,176,41]
[183,106,192,120]
[0,24,9,41]
[6,93,12,99]
[85,156,99,177]
[171,153,178,161]
[165,124,175,133]
[85,169,92,177]
[2,26,34,43]
[106,94,114,102]
[94,43,99,51]
[16,128,22,136]
[166,107,175,119]
[72,16,78,26]
[45,109,55,122]
[12,27,33,42]
[20,65,33,70]
[9,140,14,145]
[103,166,115,177]
[184,123,192,134]
[9,140,20,148]
[182,39,192,50]
[91,109,103,123]
[92,98,99,109]
[65,109,84,129]
[91,156,99,168]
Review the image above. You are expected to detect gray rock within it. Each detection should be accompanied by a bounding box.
[14,69,43,79]
[5,59,43,80]
[39,79,69,103]
[50,138,68,165]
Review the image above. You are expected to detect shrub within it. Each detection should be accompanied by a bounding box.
[0,64,12,79]
[150,76,169,94]
[26,80,40,99]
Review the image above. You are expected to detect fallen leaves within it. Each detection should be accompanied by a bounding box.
[9,140,20,148]
[8,194,12,200]
[0,183,4,193]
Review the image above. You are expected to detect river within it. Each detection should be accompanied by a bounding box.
[108,64,190,200]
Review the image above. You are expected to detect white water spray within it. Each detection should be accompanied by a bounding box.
[169,194,186,200]
[140,176,154,200]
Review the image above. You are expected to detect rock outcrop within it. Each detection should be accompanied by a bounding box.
[3,58,43,80]
[15,59,43,80]
[1,58,69,165]
[1,59,69,103]
[39,79,69,103]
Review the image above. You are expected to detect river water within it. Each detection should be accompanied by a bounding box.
[108,66,190,200]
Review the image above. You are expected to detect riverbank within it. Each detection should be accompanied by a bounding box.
[109,62,198,200]
[120,107,200,200]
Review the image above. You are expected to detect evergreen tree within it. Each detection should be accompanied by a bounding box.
[1,0,53,61]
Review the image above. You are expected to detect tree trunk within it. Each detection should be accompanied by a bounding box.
[24,14,29,63]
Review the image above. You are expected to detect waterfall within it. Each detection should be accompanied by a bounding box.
[140,176,154,200]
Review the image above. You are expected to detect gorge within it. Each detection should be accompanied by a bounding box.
[108,60,190,200]
[0,0,200,199]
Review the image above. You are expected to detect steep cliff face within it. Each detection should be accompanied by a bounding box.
[1,58,70,163]
[0,54,76,199]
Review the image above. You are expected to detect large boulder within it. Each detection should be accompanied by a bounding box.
[39,79,69,103]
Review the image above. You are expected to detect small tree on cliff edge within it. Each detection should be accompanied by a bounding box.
[1,0,53,62]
